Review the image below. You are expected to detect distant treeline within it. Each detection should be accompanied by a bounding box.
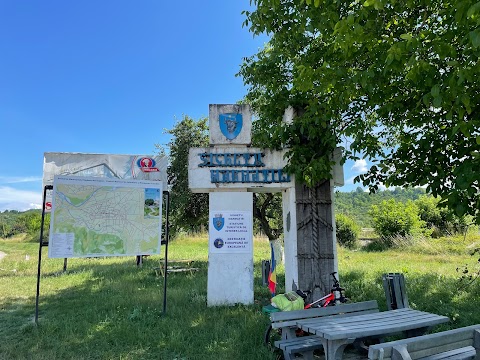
[0,187,453,239]
[0,209,48,240]
[335,187,426,227]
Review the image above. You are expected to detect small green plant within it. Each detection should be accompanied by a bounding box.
[369,199,429,247]
[335,214,360,249]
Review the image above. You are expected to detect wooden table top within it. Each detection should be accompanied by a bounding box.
[296,308,449,341]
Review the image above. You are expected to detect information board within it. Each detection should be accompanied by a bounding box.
[48,176,163,258]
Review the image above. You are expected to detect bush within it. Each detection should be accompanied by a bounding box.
[336,214,360,249]
[369,199,429,247]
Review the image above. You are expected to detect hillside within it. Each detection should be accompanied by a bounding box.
[1,188,430,237]
[335,187,426,227]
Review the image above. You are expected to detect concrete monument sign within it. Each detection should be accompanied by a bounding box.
[188,104,344,306]
[188,104,266,306]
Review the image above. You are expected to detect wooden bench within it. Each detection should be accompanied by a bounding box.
[270,300,379,360]
[154,259,198,277]
[368,324,480,360]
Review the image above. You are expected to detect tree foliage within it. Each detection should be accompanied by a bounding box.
[335,213,360,249]
[158,115,210,236]
[335,187,426,226]
[369,199,428,242]
[158,115,283,240]
[239,0,480,222]
[253,192,283,240]
[0,210,49,241]
[416,195,475,236]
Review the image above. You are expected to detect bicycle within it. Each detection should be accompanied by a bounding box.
[264,272,348,350]
[299,271,348,309]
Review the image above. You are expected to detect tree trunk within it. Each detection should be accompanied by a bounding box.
[295,180,336,300]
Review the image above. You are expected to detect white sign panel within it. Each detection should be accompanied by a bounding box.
[42,152,168,212]
[189,147,293,192]
[48,176,163,258]
[209,211,252,254]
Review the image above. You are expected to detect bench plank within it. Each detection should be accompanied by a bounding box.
[272,309,379,330]
[369,325,480,360]
[275,335,324,350]
[271,300,379,323]
[421,346,476,360]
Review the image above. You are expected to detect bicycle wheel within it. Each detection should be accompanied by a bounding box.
[264,324,282,350]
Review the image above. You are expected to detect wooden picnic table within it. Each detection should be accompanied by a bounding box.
[296,308,449,360]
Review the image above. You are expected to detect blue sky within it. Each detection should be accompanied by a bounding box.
[0,1,367,212]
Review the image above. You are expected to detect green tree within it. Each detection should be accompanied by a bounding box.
[239,0,480,222]
[415,195,453,236]
[253,192,283,240]
[158,115,283,241]
[415,194,477,236]
[145,199,154,207]
[335,213,360,249]
[369,199,428,244]
[335,187,427,227]
[157,115,210,236]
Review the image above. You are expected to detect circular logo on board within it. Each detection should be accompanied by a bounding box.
[213,238,224,249]
[137,157,156,168]
[137,157,159,172]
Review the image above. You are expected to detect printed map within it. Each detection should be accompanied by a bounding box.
[48,176,163,258]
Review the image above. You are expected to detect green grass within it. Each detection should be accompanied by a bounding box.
[1,233,480,359]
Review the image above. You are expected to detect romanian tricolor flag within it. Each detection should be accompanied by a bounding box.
[268,242,277,295]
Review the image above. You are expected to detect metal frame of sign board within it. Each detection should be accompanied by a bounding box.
[34,186,171,324]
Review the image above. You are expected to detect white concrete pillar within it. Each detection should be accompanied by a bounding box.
[207,192,254,306]
[282,186,298,292]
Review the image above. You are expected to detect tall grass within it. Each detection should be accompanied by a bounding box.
[1,233,480,359]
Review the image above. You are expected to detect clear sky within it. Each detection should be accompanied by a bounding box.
[0,1,367,212]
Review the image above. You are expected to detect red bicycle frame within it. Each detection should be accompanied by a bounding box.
[304,291,336,309]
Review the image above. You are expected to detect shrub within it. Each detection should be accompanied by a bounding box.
[415,195,478,237]
[369,199,429,247]
[335,214,360,249]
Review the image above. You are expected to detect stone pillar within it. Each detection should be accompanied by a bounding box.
[208,192,253,305]
[282,185,298,292]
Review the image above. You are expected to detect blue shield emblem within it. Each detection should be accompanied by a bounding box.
[219,113,243,140]
[213,214,224,231]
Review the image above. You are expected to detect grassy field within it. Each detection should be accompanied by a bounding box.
[1,233,480,360]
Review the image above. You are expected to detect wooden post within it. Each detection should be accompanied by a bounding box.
[295,179,337,299]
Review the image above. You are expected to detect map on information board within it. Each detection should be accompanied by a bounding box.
[48,176,163,258]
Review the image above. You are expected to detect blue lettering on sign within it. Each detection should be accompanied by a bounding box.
[208,169,291,184]
[241,170,249,182]
[198,152,265,167]
[198,151,291,184]
[211,170,219,182]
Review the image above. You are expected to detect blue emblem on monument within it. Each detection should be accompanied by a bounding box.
[213,214,224,231]
[219,113,243,140]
